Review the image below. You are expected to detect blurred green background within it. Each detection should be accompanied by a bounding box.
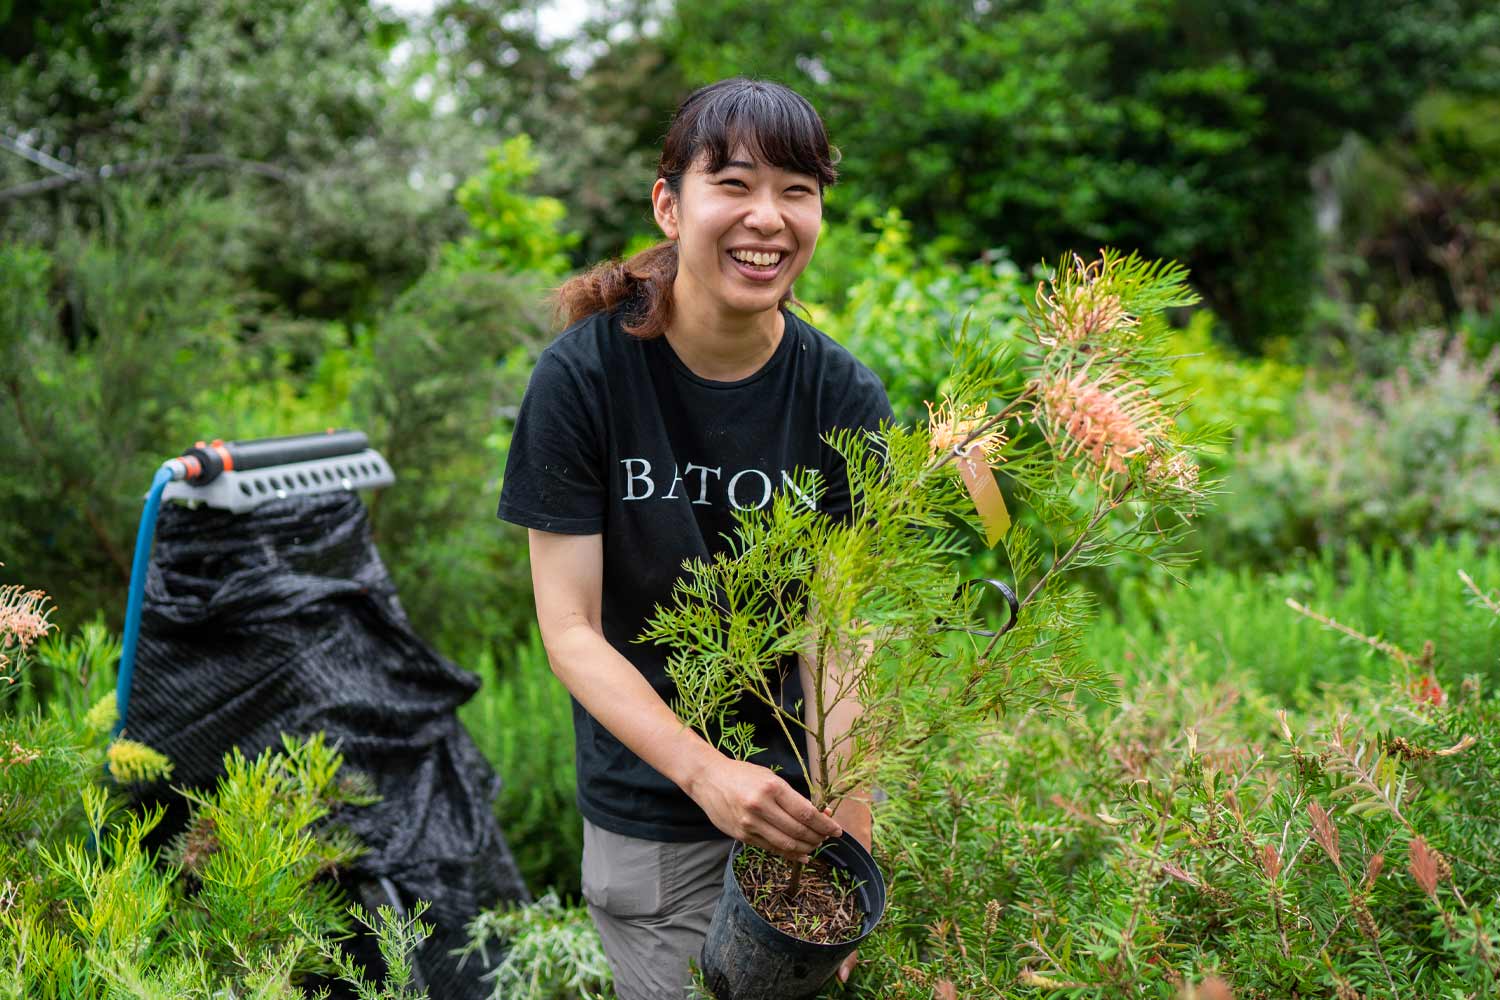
[4,0,1499,905]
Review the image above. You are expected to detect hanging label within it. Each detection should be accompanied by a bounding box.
[956,445,1009,547]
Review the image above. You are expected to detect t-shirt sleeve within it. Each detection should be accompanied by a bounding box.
[497,347,607,534]
[819,365,895,523]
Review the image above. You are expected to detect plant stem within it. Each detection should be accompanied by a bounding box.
[981,479,1134,659]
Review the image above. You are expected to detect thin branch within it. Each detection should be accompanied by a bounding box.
[0,153,296,202]
[1284,599,1415,668]
[0,134,85,178]
[1459,569,1500,617]
[981,479,1134,659]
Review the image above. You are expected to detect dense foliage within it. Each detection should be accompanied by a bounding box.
[666,0,1495,347]
[4,1,1500,997]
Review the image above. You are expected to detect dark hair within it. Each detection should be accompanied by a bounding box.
[556,77,839,339]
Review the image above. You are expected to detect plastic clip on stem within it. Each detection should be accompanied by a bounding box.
[113,458,190,739]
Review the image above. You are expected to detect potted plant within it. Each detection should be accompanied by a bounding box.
[641,250,1211,1000]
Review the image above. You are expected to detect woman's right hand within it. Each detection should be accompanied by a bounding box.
[687,755,843,862]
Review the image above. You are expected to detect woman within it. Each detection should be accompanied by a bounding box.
[497,77,892,999]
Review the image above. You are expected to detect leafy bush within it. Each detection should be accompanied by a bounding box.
[2,0,480,321]
[669,0,1486,347]
[1,599,430,998]
[442,135,579,279]
[459,892,611,1000]
[1212,333,1500,565]
[803,206,1030,427]
[0,177,553,664]
[1163,312,1303,455]
[0,192,249,632]
[852,564,1500,998]
[351,262,548,664]
[460,628,582,900]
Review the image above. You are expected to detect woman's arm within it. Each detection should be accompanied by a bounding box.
[528,528,841,860]
[796,625,873,851]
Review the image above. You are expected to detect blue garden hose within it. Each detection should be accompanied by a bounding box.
[113,459,187,738]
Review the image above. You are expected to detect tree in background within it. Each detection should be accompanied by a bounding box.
[664,0,1488,348]
[0,0,481,320]
[425,0,683,263]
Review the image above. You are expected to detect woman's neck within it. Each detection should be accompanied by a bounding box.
[665,284,784,382]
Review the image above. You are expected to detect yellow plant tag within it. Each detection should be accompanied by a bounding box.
[956,445,1009,547]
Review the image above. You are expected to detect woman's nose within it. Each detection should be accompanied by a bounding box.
[744,193,785,235]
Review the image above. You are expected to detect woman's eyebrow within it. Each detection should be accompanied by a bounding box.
[722,159,756,170]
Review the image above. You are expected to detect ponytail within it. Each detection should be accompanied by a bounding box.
[555,241,679,340]
[553,238,803,339]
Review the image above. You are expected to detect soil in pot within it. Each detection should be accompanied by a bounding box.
[702,836,885,1000]
[733,845,865,945]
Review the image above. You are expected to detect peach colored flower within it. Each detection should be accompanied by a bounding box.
[1039,367,1164,479]
[1146,448,1202,494]
[0,584,55,680]
[927,396,1007,464]
[1035,252,1140,348]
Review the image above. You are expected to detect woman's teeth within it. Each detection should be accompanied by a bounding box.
[729,250,783,268]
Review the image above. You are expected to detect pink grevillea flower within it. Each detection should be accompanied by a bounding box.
[1039,368,1164,479]
[1034,252,1140,348]
[0,583,55,680]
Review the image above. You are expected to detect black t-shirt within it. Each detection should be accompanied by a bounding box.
[497,305,893,841]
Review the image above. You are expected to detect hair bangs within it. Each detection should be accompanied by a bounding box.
[665,78,839,191]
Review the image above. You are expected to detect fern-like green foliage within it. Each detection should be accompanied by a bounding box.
[845,563,1500,999]
[0,606,427,999]
[643,250,1215,817]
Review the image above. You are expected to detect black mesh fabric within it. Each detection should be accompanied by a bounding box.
[126,491,527,997]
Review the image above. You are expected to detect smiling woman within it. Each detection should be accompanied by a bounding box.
[497,78,890,1000]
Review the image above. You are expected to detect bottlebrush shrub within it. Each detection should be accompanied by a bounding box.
[847,568,1500,999]
[642,249,1213,847]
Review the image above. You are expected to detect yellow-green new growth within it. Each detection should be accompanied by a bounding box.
[106,739,174,785]
[85,692,119,735]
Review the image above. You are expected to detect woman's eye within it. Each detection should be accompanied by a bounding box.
[719,178,748,189]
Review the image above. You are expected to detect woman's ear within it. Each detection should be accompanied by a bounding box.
[651,178,678,241]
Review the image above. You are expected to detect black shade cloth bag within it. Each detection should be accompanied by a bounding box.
[128,492,527,998]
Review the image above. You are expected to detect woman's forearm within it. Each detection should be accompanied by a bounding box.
[541,617,721,797]
[798,634,873,848]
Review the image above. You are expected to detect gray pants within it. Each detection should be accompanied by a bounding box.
[581,818,734,1000]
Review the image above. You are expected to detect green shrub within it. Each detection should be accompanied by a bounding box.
[802,206,1031,427]
[1087,536,1500,703]
[0,178,552,665]
[461,628,582,900]
[1163,311,1303,453]
[458,892,611,1000]
[1,598,433,998]
[0,191,249,633]
[1210,332,1500,565]
[443,135,579,279]
[852,565,1500,998]
[351,263,548,664]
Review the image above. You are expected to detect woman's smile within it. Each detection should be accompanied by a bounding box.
[725,245,791,282]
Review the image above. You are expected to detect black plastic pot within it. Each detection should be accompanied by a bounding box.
[700,833,887,1000]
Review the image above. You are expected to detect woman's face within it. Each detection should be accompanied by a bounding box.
[653,145,823,321]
